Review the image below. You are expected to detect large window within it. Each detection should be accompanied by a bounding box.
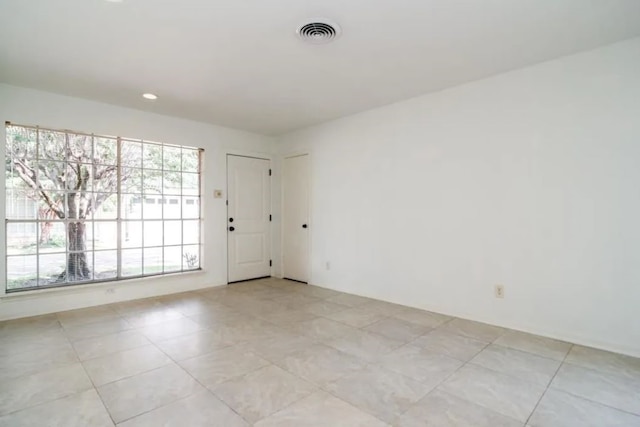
[5,123,202,292]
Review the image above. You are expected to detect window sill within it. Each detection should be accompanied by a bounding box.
[0,269,206,300]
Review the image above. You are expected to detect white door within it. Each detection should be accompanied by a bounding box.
[227,155,271,282]
[283,154,310,283]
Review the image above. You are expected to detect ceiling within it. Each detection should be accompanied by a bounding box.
[1,0,640,136]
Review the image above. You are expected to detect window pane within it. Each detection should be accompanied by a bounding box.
[6,222,38,255]
[67,133,92,161]
[143,169,162,194]
[7,255,38,291]
[163,146,181,171]
[182,173,199,195]
[163,171,181,195]
[122,168,142,193]
[66,221,93,253]
[121,248,142,277]
[93,193,118,220]
[94,250,117,280]
[39,253,66,285]
[40,221,66,253]
[164,246,182,273]
[122,194,142,219]
[143,221,162,247]
[122,140,142,168]
[164,221,181,246]
[144,247,163,275]
[92,221,118,250]
[182,149,199,173]
[38,130,66,161]
[95,137,117,165]
[183,220,199,245]
[142,197,162,219]
[183,197,200,219]
[93,163,118,193]
[64,163,94,192]
[183,245,200,270]
[6,125,37,160]
[164,197,181,219]
[122,221,142,248]
[143,143,163,170]
[37,161,66,190]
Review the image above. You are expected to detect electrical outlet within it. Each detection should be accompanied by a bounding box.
[106,288,115,295]
[494,284,504,299]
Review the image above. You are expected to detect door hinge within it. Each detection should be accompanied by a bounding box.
[269,214,272,221]
[269,169,272,176]
[269,260,272,267]
[226,200,228,206]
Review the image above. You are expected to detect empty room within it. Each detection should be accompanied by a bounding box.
[1,0,640,426]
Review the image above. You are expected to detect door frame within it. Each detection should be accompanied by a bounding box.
[280,152,312,284]
[225,150,273,284]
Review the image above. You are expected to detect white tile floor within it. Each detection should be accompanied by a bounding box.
[1,277,639,426]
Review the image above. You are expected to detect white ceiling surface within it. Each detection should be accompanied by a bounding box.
[1,1,640,136]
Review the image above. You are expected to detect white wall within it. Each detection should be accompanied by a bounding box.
[276,37,640,357]
[0,84,274,320]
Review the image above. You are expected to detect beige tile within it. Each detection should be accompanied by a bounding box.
[439,364,546,422]
[494,330,571,361]
[565,345,640,381]
[0,341,78,381]
[0,314,61,336]
[550,363,640,415]
[322,306,387,328]
[0,329,70,357]
[325,329,404,362]
[275,343,366,386]
[179,346,270,388]
[83,345,172,386]
[391,307,452,328]
[255,309,318,326]
[275,293,323,308]
[439,318,506,343]
[529,389,640,427]
[154,330,235,360]
[118,390,249,427]
[186,307,249,327]
[378,345,463,388]
[471,344,561,386]
[288,317,358,341]
[0,389,113,427]
[97,364,202,423]
[121,308,184,329]
[364,318,431,343]
[361,300,407,316]
[298,300,350,316]
[137,317,205,342]
[255,391,389,427]
[325,365,431,423]
[64,318,133,341]
[293,285,343,299]
[56,306,121,328]
[412,329,487,361]
[212,364,317,423]
[325,293,374,307]
[72,330,149,361]
[395,389,521,427]
[0,363,93,415]
[238,331,316,363]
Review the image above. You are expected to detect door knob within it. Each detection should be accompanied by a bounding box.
[229,226,235,232]
[229,217,234,222]
[302,224,308,229]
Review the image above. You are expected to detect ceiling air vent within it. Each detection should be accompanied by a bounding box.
[297,20,341,44]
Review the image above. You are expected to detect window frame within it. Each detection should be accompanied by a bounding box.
[4,122,203,293]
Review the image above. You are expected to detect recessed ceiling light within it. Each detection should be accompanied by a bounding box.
[105,0,124,3]
[142,93,158,100]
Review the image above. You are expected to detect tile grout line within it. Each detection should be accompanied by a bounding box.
[523,343,574,426]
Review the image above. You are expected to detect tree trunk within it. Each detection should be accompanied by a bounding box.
[64,221,91,281]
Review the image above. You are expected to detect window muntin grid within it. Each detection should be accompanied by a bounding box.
[5,123,202,292]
